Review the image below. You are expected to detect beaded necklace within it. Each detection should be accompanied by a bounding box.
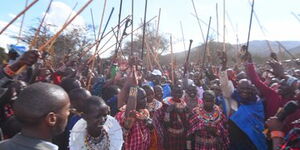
[194,105,221,124]
[84,129,110,150]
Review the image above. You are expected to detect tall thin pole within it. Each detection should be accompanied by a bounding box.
[154,8,161,58]
[90,8,97,41]
[180,21,187,58]
[246,0,255,51]
[94,0,108,52]
[30,0,53,49]
[0,0,39,35]
[115,0,123,51]
[17,0,29,44]
[202,17,212,68]
[222,0,226,52]
[131,0,134,55]
[291,12,300,23]
[216,3,220,42]
[170,35,174,84]
[141,0,148,59]
[184,40,193,76]
[191,0,205,42]
[16,0,94,74]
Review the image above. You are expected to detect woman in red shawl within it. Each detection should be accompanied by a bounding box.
[187,90,229,150]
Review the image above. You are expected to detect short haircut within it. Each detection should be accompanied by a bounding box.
[142,85,154,91]
[83,96,107,114]
[60,78,81,93]
[69,88,91,103]
[14,83,69,125]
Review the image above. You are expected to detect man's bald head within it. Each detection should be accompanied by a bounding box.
[14,82,70,125]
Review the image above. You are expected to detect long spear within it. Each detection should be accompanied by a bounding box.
[180,21,187,58]
[291,12,300,23]
[81,15,129,61]
[222,0,226,52]
[90,8,97,41]
[245,0,255,51]
[201,17,212,68]
[170,35,175,84]
[276,41,297,60]
[216,3,220,42]
[30,0,54,50]
[115,0,124,51]
[17,0,29,44]
[94,0,108,52]
[246,0,274,53]
[98,16,157,57]
[154,8,161,58]
[141,0,148,59]
[131,0,134,55]
[16,0,94,74]
[183,40,193,76]
[191,0,205,42]
[88,7,115,62]
[0,0,39,35]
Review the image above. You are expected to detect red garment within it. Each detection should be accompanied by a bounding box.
[246,63,300,133]
[154,98,189,150]
[188,105,229,150]
[115,111,151,150]
[52,72,62,85]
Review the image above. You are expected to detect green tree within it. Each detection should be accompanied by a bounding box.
[122,23,168,58]
[15,21,93,66]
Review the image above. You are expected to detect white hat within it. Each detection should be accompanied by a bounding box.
[152,69,162,76]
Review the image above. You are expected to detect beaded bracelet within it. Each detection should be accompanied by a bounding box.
[271,131,285,139]
[3,65,15,77]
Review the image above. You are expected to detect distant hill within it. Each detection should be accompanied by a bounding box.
[288,45,300,54]
[158,40,300,65]
[245,40,300,56]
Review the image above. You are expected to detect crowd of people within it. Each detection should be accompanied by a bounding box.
[0,47,299,150]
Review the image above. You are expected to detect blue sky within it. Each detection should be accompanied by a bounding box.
[0,0,300,56]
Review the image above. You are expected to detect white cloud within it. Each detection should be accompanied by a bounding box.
[44,1,86,32]
[0,21,19,51]
[8,13,16,19]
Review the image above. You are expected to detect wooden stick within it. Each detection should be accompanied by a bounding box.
[95,7,115,55]
[252,11,274,52]
[131,0,134,55]
[201,17,212,68]
[216,3,220,42]
[246,0,255,51]
[94,0,108,52]
[154,8,161,59]
[30,0,53,49]
[170,35,175,84]
[90,8,97,41]
[98,16,157,56]
[291,12,300,23]
[222,0,226,52]
[190,13,218,35]
[183,40,193,76]
[83,15,130,62]
[148,44,163,71]
[0,0,39,35]
[141,0,148,59]
[16,0,94,74]
[115,0,124,51]
[191,0,205,43]
[276,41,297,60]
[87,1,110,89]
[180,21,187,58]
[17,0,29,44]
